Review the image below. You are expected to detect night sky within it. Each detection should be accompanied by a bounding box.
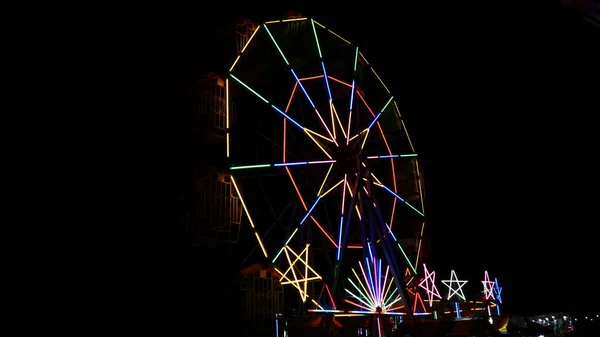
[135,1,599,327]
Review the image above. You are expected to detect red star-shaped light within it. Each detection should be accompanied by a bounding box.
[418,264,441,307]
[481,270,495,300]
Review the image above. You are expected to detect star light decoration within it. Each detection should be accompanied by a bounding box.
[441,270,468,301]
[493,277,503,304]
[275,243,322,303]
[418,264,441,307]
[344,258,404,314]
[481,270,495,300]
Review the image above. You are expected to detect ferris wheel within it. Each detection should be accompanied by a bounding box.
[225,16,428,333]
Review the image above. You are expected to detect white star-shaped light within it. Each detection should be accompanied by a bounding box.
[418,264,441,307]
[441,270,468,301]
[481,270,495,300]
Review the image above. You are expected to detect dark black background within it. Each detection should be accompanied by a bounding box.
[117,0,599,333]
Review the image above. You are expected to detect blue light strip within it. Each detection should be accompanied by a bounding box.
[380,184,424,217]
[300,196,322,224]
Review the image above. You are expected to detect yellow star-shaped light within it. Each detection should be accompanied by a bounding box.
[275,243,322,302]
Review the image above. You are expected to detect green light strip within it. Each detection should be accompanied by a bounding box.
[229,164,271,170]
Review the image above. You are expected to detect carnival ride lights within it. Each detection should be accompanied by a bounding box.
[481,270,503,317]
[493,276,502,315]
[275,243,322,303]
[343,258,404,315]
[481,270,495,301]
[442,270,468,301]
[441,270,468,318]
[226,15,427,327]
[224,17,510,336]
[418,264,441,308]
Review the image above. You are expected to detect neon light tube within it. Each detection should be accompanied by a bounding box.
[380,184,424,216]
[229,55,240,72]
[229,74,268,103]
[327,76,351,87]
[336,216,343,260]
[353,46,358,72]
[300,196,321,224]
[271,105,303,129]
[263,24,289,65]
[273,161,308,166]
[263,23,335,143]
[226,78,230,157]
[370,67,390,93]
[231,175,255,228]
[384,223,398,241]
[349,79,355,111]
[299,75,324,81]
[367,113,381,130]
[328,29,351,44]
[254,231,268,258]
[345,290,375,311]
[310,19,322,58]
[481,271,496,300]
[308,160,336,164]
[494,277,503,304]
[282,18,307,22]
[230,164,271,170]
[321,61,332,100]
[361,260,377,303]
[290,69,315,108]
[347,278,374,309]
[441,270,468,301]
[272,227,299,263]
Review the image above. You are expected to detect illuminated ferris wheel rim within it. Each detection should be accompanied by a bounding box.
[224,17,427,318]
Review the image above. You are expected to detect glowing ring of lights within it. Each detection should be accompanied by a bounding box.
[225,17,427,324]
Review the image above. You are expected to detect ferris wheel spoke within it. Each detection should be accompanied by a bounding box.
[229,74,304,129]
[345,47,359,145]
[272,177,342,264]
[385,223,418,275]
[229,160,336,171]
[285,163,340,248]
[415,221,426,270]
[352,96,394,150]
[310,19,338,140]
[285,182,336,257]
[336,173,348,261]
[329,101,347,140]
[371,175,424,217]
[229,73,335,159]
[262,24,338,146]
[280,71,336,158]
[230,174,269,258]
[366,96,394,131]
[228,25,261,73]
[356,90,395,158]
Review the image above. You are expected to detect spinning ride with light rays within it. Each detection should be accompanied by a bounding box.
[225,16,428,334]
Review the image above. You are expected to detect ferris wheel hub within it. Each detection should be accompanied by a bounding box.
[330,139,362,175]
